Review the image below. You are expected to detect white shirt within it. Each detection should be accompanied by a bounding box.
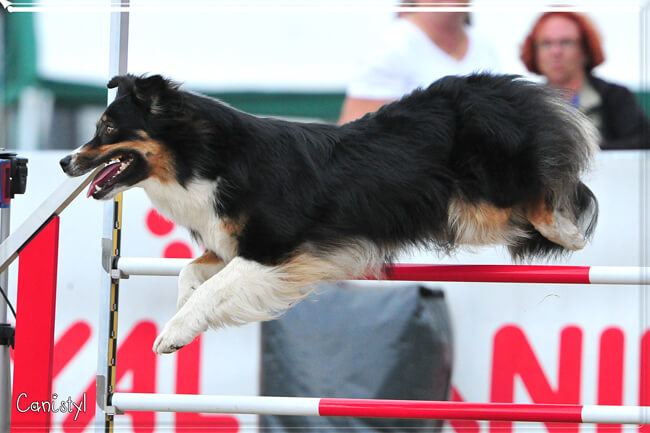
[346,19,501,100]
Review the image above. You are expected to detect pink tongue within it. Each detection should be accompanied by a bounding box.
[87,163,122,198]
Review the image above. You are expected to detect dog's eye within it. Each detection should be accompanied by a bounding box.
[106,126,115,134]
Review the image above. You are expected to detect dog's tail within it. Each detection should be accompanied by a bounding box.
[511,85,600,259]
[507,85,600,261]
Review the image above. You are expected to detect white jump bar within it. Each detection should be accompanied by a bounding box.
[117,257,189,276]
[115,258,649,285]
[112,393,320,416]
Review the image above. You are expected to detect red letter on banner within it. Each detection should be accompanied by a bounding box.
[52,321,92,379]
[597,327,624,433]
[640,330,650,433]
[490,325,582,433]
[175,335,239,432]
[448,387,480,433]
[63,321,158,432]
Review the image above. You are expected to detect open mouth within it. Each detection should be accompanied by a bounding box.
[87,153,136,199]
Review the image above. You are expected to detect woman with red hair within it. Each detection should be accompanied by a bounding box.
[521,12,648,150]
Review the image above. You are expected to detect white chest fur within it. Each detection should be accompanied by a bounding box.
[139,178,238,261]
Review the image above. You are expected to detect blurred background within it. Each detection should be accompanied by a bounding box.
[1,0,648,151]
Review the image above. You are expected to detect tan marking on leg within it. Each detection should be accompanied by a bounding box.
[281,240,384,284]
[191,250,224,266]
[220,216,246,238]
[525,199,555,227]
[525,199,586,250]
[448,199,514,245]
[279,254,344,286]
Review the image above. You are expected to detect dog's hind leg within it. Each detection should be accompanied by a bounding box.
[524,198,586,251]
[176,250,226,310]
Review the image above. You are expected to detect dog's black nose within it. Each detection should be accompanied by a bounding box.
[59,155,72,172]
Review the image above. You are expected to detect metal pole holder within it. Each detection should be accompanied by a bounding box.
[0,151,27,432]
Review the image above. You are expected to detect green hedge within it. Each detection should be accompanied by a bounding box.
[37,79,344,122]
[25,80,650,125]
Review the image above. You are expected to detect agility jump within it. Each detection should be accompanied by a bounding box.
[94,259,650,426]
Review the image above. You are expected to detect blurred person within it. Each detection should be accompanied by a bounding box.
[521,11,649,150]
[338,0,500,123]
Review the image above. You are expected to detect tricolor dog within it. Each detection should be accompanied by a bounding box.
[60,74,599,354]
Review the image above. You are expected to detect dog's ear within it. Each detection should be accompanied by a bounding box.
[107,74,138,100]
[132,75,178,114]
[107,75,124,89]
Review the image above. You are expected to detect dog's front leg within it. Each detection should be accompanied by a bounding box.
[177,250,226,309]
[153,256,319,354]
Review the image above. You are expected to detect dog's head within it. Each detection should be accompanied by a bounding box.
[60,74,180,200]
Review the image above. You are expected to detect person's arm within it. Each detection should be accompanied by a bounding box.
[338,23,409,124]
[338,97,390,124]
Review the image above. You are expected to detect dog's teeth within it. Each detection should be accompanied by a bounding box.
[95,185,102,192]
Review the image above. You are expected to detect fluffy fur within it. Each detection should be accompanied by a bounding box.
[60,73,599,353]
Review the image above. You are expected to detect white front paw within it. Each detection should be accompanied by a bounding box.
[177,264,207,310]
[153,317,199,354]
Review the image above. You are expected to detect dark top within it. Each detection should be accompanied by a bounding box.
[586,74,650,150]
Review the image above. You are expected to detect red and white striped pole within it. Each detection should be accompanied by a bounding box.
[111,393,649,424]
[115,258,650,285]
[381,264,649,285]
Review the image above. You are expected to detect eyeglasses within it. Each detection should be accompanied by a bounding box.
[536,38,581,51]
